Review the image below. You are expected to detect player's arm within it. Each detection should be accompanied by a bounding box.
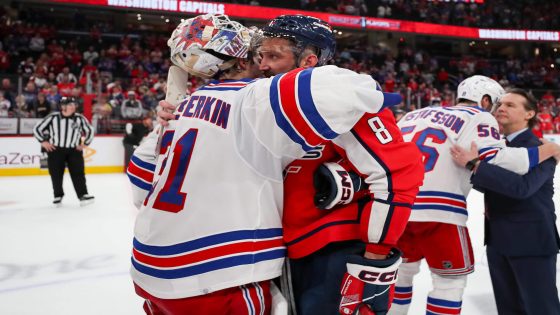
[126,128,158,209]
[472,158,555,200]
[457,113,536,175]
[241,65,402,160]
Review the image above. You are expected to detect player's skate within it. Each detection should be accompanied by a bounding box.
[79,194,95,206]
[53,196,63,207]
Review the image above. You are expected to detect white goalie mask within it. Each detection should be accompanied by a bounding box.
[167,14,252,79]
[457,75,505,109]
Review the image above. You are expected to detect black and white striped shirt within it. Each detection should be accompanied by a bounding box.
[33,112,94,148]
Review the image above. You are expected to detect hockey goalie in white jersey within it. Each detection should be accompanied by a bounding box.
[128,14,402,314]
[390,75,560,315]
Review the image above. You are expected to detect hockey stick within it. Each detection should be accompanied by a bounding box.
[155,65,190,154]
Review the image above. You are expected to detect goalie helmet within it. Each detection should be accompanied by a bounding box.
[262,15,336,66]
[457,75,505,108]
[167,14,252,79]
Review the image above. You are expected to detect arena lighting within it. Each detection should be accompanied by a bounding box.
[48,0,560,42]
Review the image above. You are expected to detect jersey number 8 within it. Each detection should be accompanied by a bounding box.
[368,117,393,144]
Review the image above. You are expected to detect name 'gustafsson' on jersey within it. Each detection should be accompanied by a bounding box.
[402,107,466,134]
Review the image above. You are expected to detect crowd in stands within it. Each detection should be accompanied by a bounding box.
[1,4,560,134]
[228,0,560,31]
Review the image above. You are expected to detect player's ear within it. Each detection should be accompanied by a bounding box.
[298,52,319,69]
[481,95,493,111]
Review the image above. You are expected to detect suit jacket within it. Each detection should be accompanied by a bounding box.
[471,129,560,256]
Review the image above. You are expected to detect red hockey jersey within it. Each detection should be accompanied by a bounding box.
[283,109,425,259]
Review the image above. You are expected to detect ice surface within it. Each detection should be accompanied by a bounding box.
[1,171,559,314]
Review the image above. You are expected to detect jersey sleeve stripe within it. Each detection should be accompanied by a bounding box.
[296,68,339,140]
[527,147,538,168]
[130,155,156,172]
[478,148,499,161]
[278,69,326,146]
[127,173,152,191]
[269,72,314,151]
[127,159,154,183]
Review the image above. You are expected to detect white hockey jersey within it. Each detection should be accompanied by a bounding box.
[129,66,398,299]
[397,105,539,226]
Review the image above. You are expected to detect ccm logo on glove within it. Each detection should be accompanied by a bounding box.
[358,270,397,283]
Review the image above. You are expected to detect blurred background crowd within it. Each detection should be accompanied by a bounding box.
[1,0,559,135]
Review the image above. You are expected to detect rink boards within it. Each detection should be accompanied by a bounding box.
[1,134,559,176]
[0,135,125,176]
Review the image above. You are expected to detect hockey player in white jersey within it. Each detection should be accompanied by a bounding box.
[129,14,402,315]
[390,75,560,315]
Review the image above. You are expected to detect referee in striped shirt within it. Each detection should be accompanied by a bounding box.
[33,96,95,205]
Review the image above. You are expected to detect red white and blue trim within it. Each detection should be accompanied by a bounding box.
[269,68,339,151]
[426,296,462,315]
[197,79,255,92]
[478,146,500,162]
[393,286,413,306]
[413,191,467,216]
[127,155,155,191]
[241,283,266,315]
[444,105,483,116]
[131,228,286,279]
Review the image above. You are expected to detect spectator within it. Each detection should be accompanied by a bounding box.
[1,78,15,110]
[0,91,10,117]
[57,75,76,97]
[538,106,554,134]
[45,85,61,107]
[56,66,78,84]
[18,57,35,80]
[120,90,143,119]
[22,81,38,109]
[29,92,51,118]
[122,115,153,168]
[83,45,99,64]
[0,47,10,72]
[28,33,45,56]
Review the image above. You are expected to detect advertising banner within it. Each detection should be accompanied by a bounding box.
[0,136,125,176]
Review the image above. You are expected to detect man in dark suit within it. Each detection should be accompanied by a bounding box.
[452,88,560,314]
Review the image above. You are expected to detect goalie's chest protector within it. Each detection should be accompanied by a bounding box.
[131,82,285,299]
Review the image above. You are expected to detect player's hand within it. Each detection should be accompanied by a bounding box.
[313,162,368,210]
[339,249,402,315]
[41,141,56,152]
[76,145,86,151]
[157,100,176,127]
[450,141,478,167]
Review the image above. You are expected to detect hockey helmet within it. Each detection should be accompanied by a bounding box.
[262,15,336,66]
[167,14,253,79]
[457,75,505,107]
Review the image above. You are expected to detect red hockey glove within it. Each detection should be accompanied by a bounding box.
[313,162,368,210]
[339,249,402,315]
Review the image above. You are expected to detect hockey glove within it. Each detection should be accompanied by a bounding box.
[313,162,367,210]
[339,248,402,315]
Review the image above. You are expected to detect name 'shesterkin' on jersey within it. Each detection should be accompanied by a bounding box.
[403,107,465,134]
[176,94,231,129]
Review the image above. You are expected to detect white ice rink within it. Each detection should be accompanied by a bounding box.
[1,172,560,315]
